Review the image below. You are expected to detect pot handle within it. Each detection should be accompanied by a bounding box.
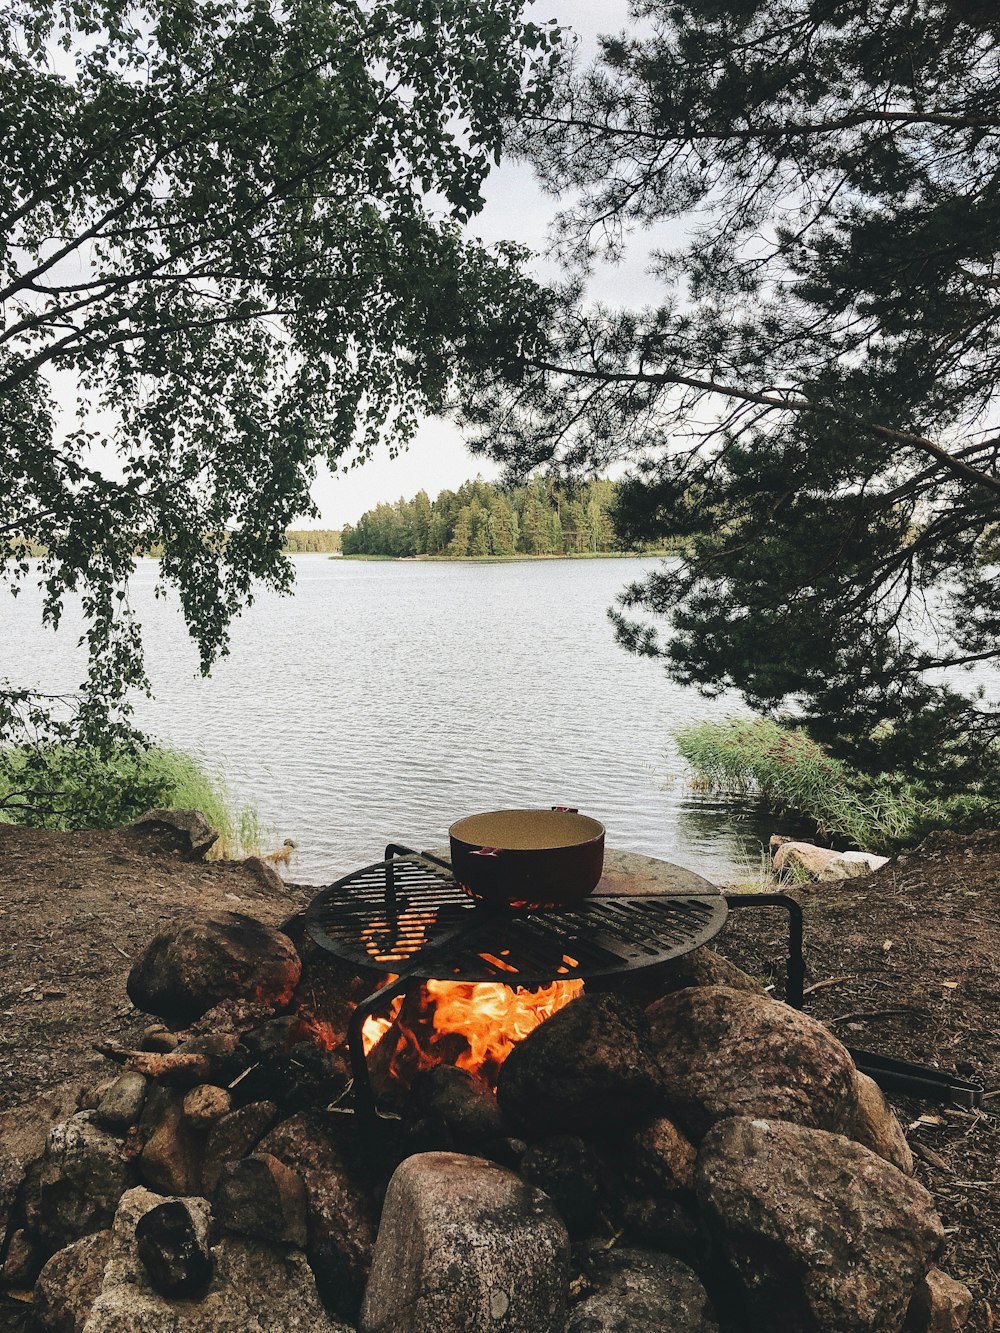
[471,846,502,857]
[551,805,579,813]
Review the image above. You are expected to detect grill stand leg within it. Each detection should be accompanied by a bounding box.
[723,893,805,1009]
[346,974,414,1118]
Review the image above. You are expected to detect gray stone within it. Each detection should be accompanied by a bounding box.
[23,1114,132,1254]
[904,1268,973,1332]
[0,1081,80,1244]
[93,1075,147,1133]
[696,1117,944,1333]
[214,1153,307,1248]
[360,1152,570,1333]
[126,912,301,1025]
[82,1187,350,1332]
[34,1230,111,1333]
[568,1246,717,1332]
[127,809,219,860]
[496,994,660,1137]
[258,1111,376,1320]
[851,1070,914,1174]
[181,1085,231,1129]
[201,1102,278,1195]
[646,985,858,1140]
[134,1197,212,1298]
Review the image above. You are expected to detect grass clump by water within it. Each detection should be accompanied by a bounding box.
[0,743,263,859]
[674,717,944,853]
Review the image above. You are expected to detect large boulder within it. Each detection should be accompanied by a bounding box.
[258,1111,376,1320]
[34,1230,112,1333]
[568,1246,717,1333]
[696,1117,944,1333]
[646,986,858,1140]
[82,1187,350,1332]
[126,810,219,861]
[359,1152,570,1333]
[126,912,301,1025]
[22,1114,133,1255]
[496,994,660,1137]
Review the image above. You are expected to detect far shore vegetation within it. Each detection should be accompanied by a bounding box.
[340,477,678,559]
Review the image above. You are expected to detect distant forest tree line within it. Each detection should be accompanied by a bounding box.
[340,478,661,558]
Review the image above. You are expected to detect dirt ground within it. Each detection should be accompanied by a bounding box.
[0,822,997,1326]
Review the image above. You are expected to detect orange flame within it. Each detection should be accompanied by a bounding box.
[360,975,583,1091]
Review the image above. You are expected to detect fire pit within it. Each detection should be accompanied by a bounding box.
[302,842,803,1115]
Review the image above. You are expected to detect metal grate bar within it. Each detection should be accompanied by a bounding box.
[304,853,728,986]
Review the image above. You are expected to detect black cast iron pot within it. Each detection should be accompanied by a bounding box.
[449,807,605,910]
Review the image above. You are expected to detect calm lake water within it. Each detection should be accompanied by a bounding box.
[2,555,795,884]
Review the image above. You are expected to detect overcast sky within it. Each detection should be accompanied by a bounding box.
[312,0,639,528]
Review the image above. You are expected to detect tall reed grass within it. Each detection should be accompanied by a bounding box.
[0,743,264,859]
[674,717,933,852]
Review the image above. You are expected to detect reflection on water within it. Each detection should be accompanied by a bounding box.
[2,555,812,885]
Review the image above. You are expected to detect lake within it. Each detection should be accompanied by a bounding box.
[2,555,792,885]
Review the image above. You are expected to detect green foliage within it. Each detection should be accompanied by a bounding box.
[461,0,1000,805]
[1,0,561,746]
[0,741,262,857]
[675,718,998,853]
[340,475,656,557]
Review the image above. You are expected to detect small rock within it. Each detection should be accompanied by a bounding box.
[646,986,858,1140]
[258,1111,377,1319]
[22,1113,133,1253]
[904,1267,973,1332]
[696,1117,944,1332]
[497,994,660,1137]
[360,1152,570,1333]
[94,1074,148,1132]
[76,1081,115,1113]
[182,1085,231,1129]
[0,1228,42,1287]
[134,1197,213,1298]
[402,1066,505,1151]
[140,1026,179,1054]
[201,1102,278,1195]
[568,1246,718,1332]
[617,947,764,1009]
[520,1136,611,1237]
[852,1070,914,1174]
[34,1229,111,1333]
[127,912,301,1025]
[818,850,890,880]
[243,856,284,892]
[214,1153,307,1248]
[127,809,219,860]
[627,1116,696,1198]
[772,841,842,878]
[138,1093,203,1196]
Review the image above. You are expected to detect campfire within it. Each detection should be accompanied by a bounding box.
[360,976,585,1091]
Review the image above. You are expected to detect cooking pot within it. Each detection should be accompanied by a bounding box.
[448,807,605,910]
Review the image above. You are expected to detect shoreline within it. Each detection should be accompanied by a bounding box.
[335,550,678,563]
